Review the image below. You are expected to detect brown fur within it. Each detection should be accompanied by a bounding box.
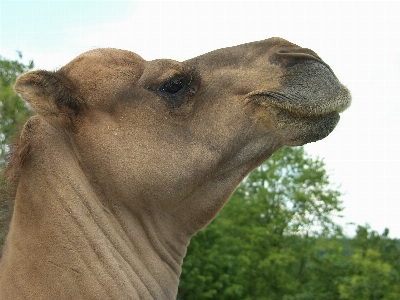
[5,118,35,185]
[0,38,350,299]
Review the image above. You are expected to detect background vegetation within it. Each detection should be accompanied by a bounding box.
[1,55,399,299]
[0,54,33,246]
[177,147,400,299]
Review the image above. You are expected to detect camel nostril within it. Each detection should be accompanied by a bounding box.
[271,47,324,67]
[277,47,321,59]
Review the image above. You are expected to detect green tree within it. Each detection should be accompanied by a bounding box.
[290,237,352,300]
[0,52,33,157]
[284,226,400,300]
[338,226,400,300]
[178,146,344,299]
[351,225,400,272]
[339,249,400,300]
[0,53,33,247]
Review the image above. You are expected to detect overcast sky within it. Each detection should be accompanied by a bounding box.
[1,1,400,238]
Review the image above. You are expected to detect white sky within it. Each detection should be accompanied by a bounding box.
[1,1,400,238]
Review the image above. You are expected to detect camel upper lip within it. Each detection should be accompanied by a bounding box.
[248,86,351,117]
[247,61,352,117]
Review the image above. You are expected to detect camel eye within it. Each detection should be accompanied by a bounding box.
[160,78,185,94]
[157,75,196,111]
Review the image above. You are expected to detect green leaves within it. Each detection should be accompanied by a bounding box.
[178,147,400,299]
[0,54,33,246]
[0,54,34,158]
[337,226,400,300]
[179,146,342,299]
[339,250,396,299]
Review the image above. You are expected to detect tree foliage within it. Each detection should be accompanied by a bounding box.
[178,148,400,299]
[338,226,400,300]
[0,53,33,247]
[178,147,344,299]
[0,53,33,157]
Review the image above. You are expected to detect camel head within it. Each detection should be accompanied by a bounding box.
[2,37,350,299]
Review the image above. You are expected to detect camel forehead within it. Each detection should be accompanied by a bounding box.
[60,48,146,102]
[62,48,145,83]
[67,48,144,68]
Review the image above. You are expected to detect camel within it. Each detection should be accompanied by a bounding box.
[0,37,350,299]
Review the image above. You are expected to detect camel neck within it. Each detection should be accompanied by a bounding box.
[0,121,187,299]
[1,163,187,299]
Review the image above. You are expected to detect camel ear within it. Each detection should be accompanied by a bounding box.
[14,70,83,118]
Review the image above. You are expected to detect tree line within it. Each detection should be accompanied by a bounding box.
[177,147,400,299]
[0,54,33,246]
[1,55,399,299]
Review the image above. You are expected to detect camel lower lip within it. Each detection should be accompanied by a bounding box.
[277,110,341,145]
[252,101,342,146]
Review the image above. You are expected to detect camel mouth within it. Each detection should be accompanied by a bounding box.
[246,61,351,145]
[247,61,351,118]
[248,86,351,120]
